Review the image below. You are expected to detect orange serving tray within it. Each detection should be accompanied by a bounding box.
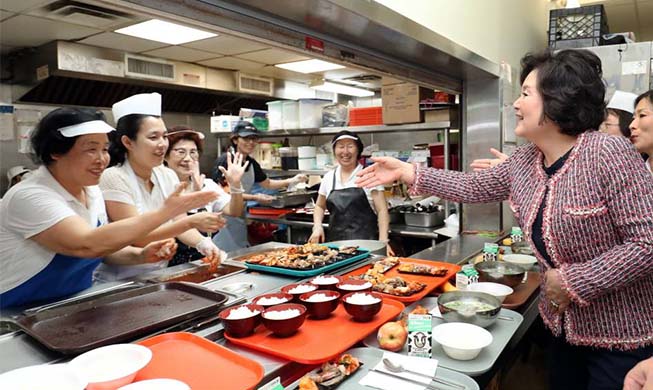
[225,298,404,364]
[136,332,264,390]
[341,258,461,303]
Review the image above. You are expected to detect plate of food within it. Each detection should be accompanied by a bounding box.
[241,244,370,277]
[297,354,362,390]
[341,258,460,303]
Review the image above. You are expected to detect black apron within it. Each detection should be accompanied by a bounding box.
[325,169,378,241]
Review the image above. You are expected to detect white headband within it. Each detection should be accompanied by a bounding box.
[58,120,115,137]
[332,134,359,144]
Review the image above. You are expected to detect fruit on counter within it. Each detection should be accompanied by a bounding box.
[502,238,513,246]
[377,321,408,352]
[441,281,458,292]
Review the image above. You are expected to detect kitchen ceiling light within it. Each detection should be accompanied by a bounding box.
[115,19,217,45]
[310,80,374,97]
[275,59,345,73]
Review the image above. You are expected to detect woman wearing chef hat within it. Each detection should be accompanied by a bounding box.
[6,166,31,188]
[599,90,638,138]
[0,108,217,309]
[98,93,227,280]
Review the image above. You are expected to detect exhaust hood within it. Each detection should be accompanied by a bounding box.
[12,41,274,114]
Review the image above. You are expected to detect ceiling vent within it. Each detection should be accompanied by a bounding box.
[238,72,273,96]
[32,0,135,28]
[125,54,175,82]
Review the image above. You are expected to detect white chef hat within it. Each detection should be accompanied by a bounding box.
[7,166,30,183]
[607,91,638,114]
[57,120,115,137]
[112,92,162,123]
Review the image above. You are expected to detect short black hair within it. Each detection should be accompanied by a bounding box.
[331,130,364,160]
[30,108,106,166]
[520,49,606,136]
[108,114,159,166]
[606,108,632,138]
[635,90,653,108]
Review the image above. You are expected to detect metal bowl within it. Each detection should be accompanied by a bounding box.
[474,261,525,288]
[438,291,501,328]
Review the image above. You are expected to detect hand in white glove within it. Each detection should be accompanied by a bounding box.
[291,174,309,184]
[308,226,325,243]
[195,237,221,261]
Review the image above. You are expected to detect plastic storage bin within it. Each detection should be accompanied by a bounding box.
[349,107,383,126]
[282,101,299,129]
[266,101,284,130]
[548,5,608,49]
[298,99,331,129]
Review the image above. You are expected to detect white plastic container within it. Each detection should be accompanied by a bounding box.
[210,115,241,133]
[282,101,299,129]
[298,146,317,158]
[298,99,331,128]
[266,101,284,130]
[433,322,493,361]
[298,158,316,170]
[315,153,330,168]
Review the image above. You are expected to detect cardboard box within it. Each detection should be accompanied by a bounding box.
[424,107,459,126]
[210,115,240,133]
[382,83,434,125]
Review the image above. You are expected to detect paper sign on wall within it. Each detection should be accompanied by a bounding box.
[622,61,647,76]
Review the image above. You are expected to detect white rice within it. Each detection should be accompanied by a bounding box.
[226,306,260,320]
[346,293,380,305]
[255,296,289,305]
[304,293,337,303]
[288,284,317,294]
[312,276,339,285]
[263,309,302,320]
[339,282,372,291]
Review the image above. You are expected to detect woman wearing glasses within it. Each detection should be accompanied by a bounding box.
[164,126,247,265]
[98,93,227,280]
[211,121,308,252]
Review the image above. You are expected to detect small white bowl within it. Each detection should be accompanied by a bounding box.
[433,322,493,361]
[118,379,190,390]
[0,364,87,390]
[503,254,537,270]
[467,282,514,303]
[69,344,152,390]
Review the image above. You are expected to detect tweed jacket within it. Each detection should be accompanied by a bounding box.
[413,131,653,350]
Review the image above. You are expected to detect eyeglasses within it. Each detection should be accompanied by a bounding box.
[599,122,620,132]
[171,148,200,160]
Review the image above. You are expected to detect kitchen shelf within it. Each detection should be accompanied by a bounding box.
[212,121,452,137]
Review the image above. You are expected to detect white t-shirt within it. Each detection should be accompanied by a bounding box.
[99,162,180,213]
[0,166,108,293]
[97,162,181,280]
[318,164,384,212]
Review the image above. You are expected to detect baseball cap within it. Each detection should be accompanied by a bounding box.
[232,121,259,137]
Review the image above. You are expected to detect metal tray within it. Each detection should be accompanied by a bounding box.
[136,263,245,284]
[286,347,479,390]
[15,282,229,354]
[402,210,445,228]
[269,190,317,208]
[243,247,371,277]
[362,297,523,376]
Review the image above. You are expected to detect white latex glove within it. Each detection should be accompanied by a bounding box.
[291,174,309,184]
[308,226,325,243]
[195,237,221,260]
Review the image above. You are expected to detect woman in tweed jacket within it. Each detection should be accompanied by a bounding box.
[358,50,653,390]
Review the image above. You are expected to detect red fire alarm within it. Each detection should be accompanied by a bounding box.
[305,36,325,53]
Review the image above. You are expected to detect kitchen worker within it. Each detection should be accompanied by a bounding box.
[357,49,653,389]
[6,166,31,188]
[599,90,637,138]
[211,121,307,252]
[308,130,393,255]
[98,93,226,280]
[470,90,638,171]
[164,126,247,265]
[629,89,653,174]
[0,108,217,309]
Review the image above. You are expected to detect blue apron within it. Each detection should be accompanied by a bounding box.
[0,222,103,309]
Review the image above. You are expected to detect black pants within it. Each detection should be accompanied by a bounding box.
[548,331,653,390]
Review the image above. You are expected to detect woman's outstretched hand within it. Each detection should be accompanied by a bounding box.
[356,157,416,188]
